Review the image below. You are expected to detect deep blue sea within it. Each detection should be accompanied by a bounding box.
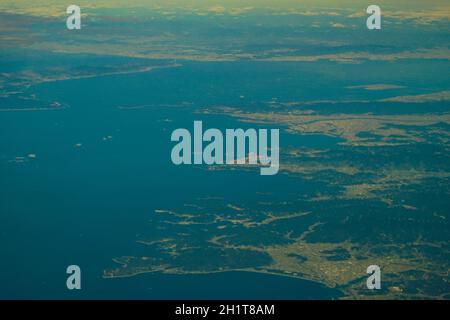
[0,63,341,299]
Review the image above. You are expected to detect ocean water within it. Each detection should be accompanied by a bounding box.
[0,63,341,299]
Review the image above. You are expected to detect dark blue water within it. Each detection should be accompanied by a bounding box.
[0,66,341,299]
